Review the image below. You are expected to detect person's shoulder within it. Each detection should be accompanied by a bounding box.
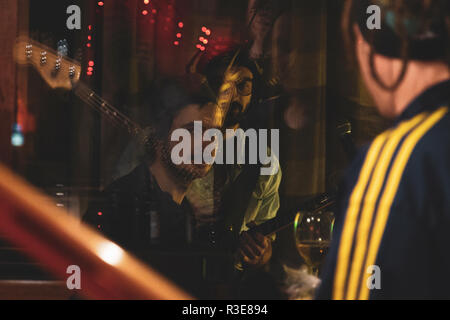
[399,108,450,214]
[411,107,449,170]
[416,107,449,152]
[405,107,450,169]
[351,107,449,176]
[104,163,149,195]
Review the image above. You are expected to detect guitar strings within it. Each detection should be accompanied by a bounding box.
[74,85,126,130]
[75,83,159,160]
[75,85,136,133]
[75,82,138,131]
[75,83,142,136]
[76,95,123,129]
[75,82,138,129]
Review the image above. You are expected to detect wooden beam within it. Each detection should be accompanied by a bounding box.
[0,164,193,300]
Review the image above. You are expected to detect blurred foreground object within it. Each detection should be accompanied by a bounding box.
[0,164,191,300]
[283,265,320,300]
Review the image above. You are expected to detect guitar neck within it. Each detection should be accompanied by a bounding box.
[251,192,336,237]
[73,82,142,137]
[14,37,143,139]
[252,214,294,237]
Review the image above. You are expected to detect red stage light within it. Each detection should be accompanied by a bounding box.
[88,61,94,67]
[196,44,201,49]
[176,33,182,38]
[174,41,179,46]
[88,25,92,30]
[203,39,208,44]
[86,43,91,48]
[142,10,148,15]
[200,46,205,51]
[205,29,211,36]
[87,71,93,76]
[152,9,157,14]
[98,212,103,216]
[201,26,207,33]
[199,36,205,42]
[178,22,184,28]
[87,35,92,40]
[97,1,104,6]
[88,67,94,72]
[144,0,150,4]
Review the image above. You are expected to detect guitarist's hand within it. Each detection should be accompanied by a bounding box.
[238,222,272,267]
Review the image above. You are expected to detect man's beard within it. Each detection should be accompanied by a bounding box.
[160,141,209,188]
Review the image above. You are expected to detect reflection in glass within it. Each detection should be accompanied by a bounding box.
[294,210,334,276]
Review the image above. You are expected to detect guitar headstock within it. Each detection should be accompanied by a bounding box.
[14,36,81,90]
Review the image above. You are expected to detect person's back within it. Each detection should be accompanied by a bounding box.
[318,0,450,299]
[319,80,450,299]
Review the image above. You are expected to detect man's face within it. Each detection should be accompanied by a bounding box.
[163,103,224,181]
[223,66,254,130]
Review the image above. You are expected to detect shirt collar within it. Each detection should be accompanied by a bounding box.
[397,79,450,124]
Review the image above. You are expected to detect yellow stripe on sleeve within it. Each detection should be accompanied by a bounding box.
[332,131,390,300]
[358,107,448,300]
[345,113,426,299]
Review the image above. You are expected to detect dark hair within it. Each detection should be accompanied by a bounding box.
[138,74,216,164]
[145,74,216,139]
[195,42,266,128]
[343,0,450,90]
[196,42,262,96]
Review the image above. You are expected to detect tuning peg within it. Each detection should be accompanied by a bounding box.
[50,57,62,77]
[69,65,76,78]
[25,44,33,59]
[56,57,62,69]
[40,51,47,65]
